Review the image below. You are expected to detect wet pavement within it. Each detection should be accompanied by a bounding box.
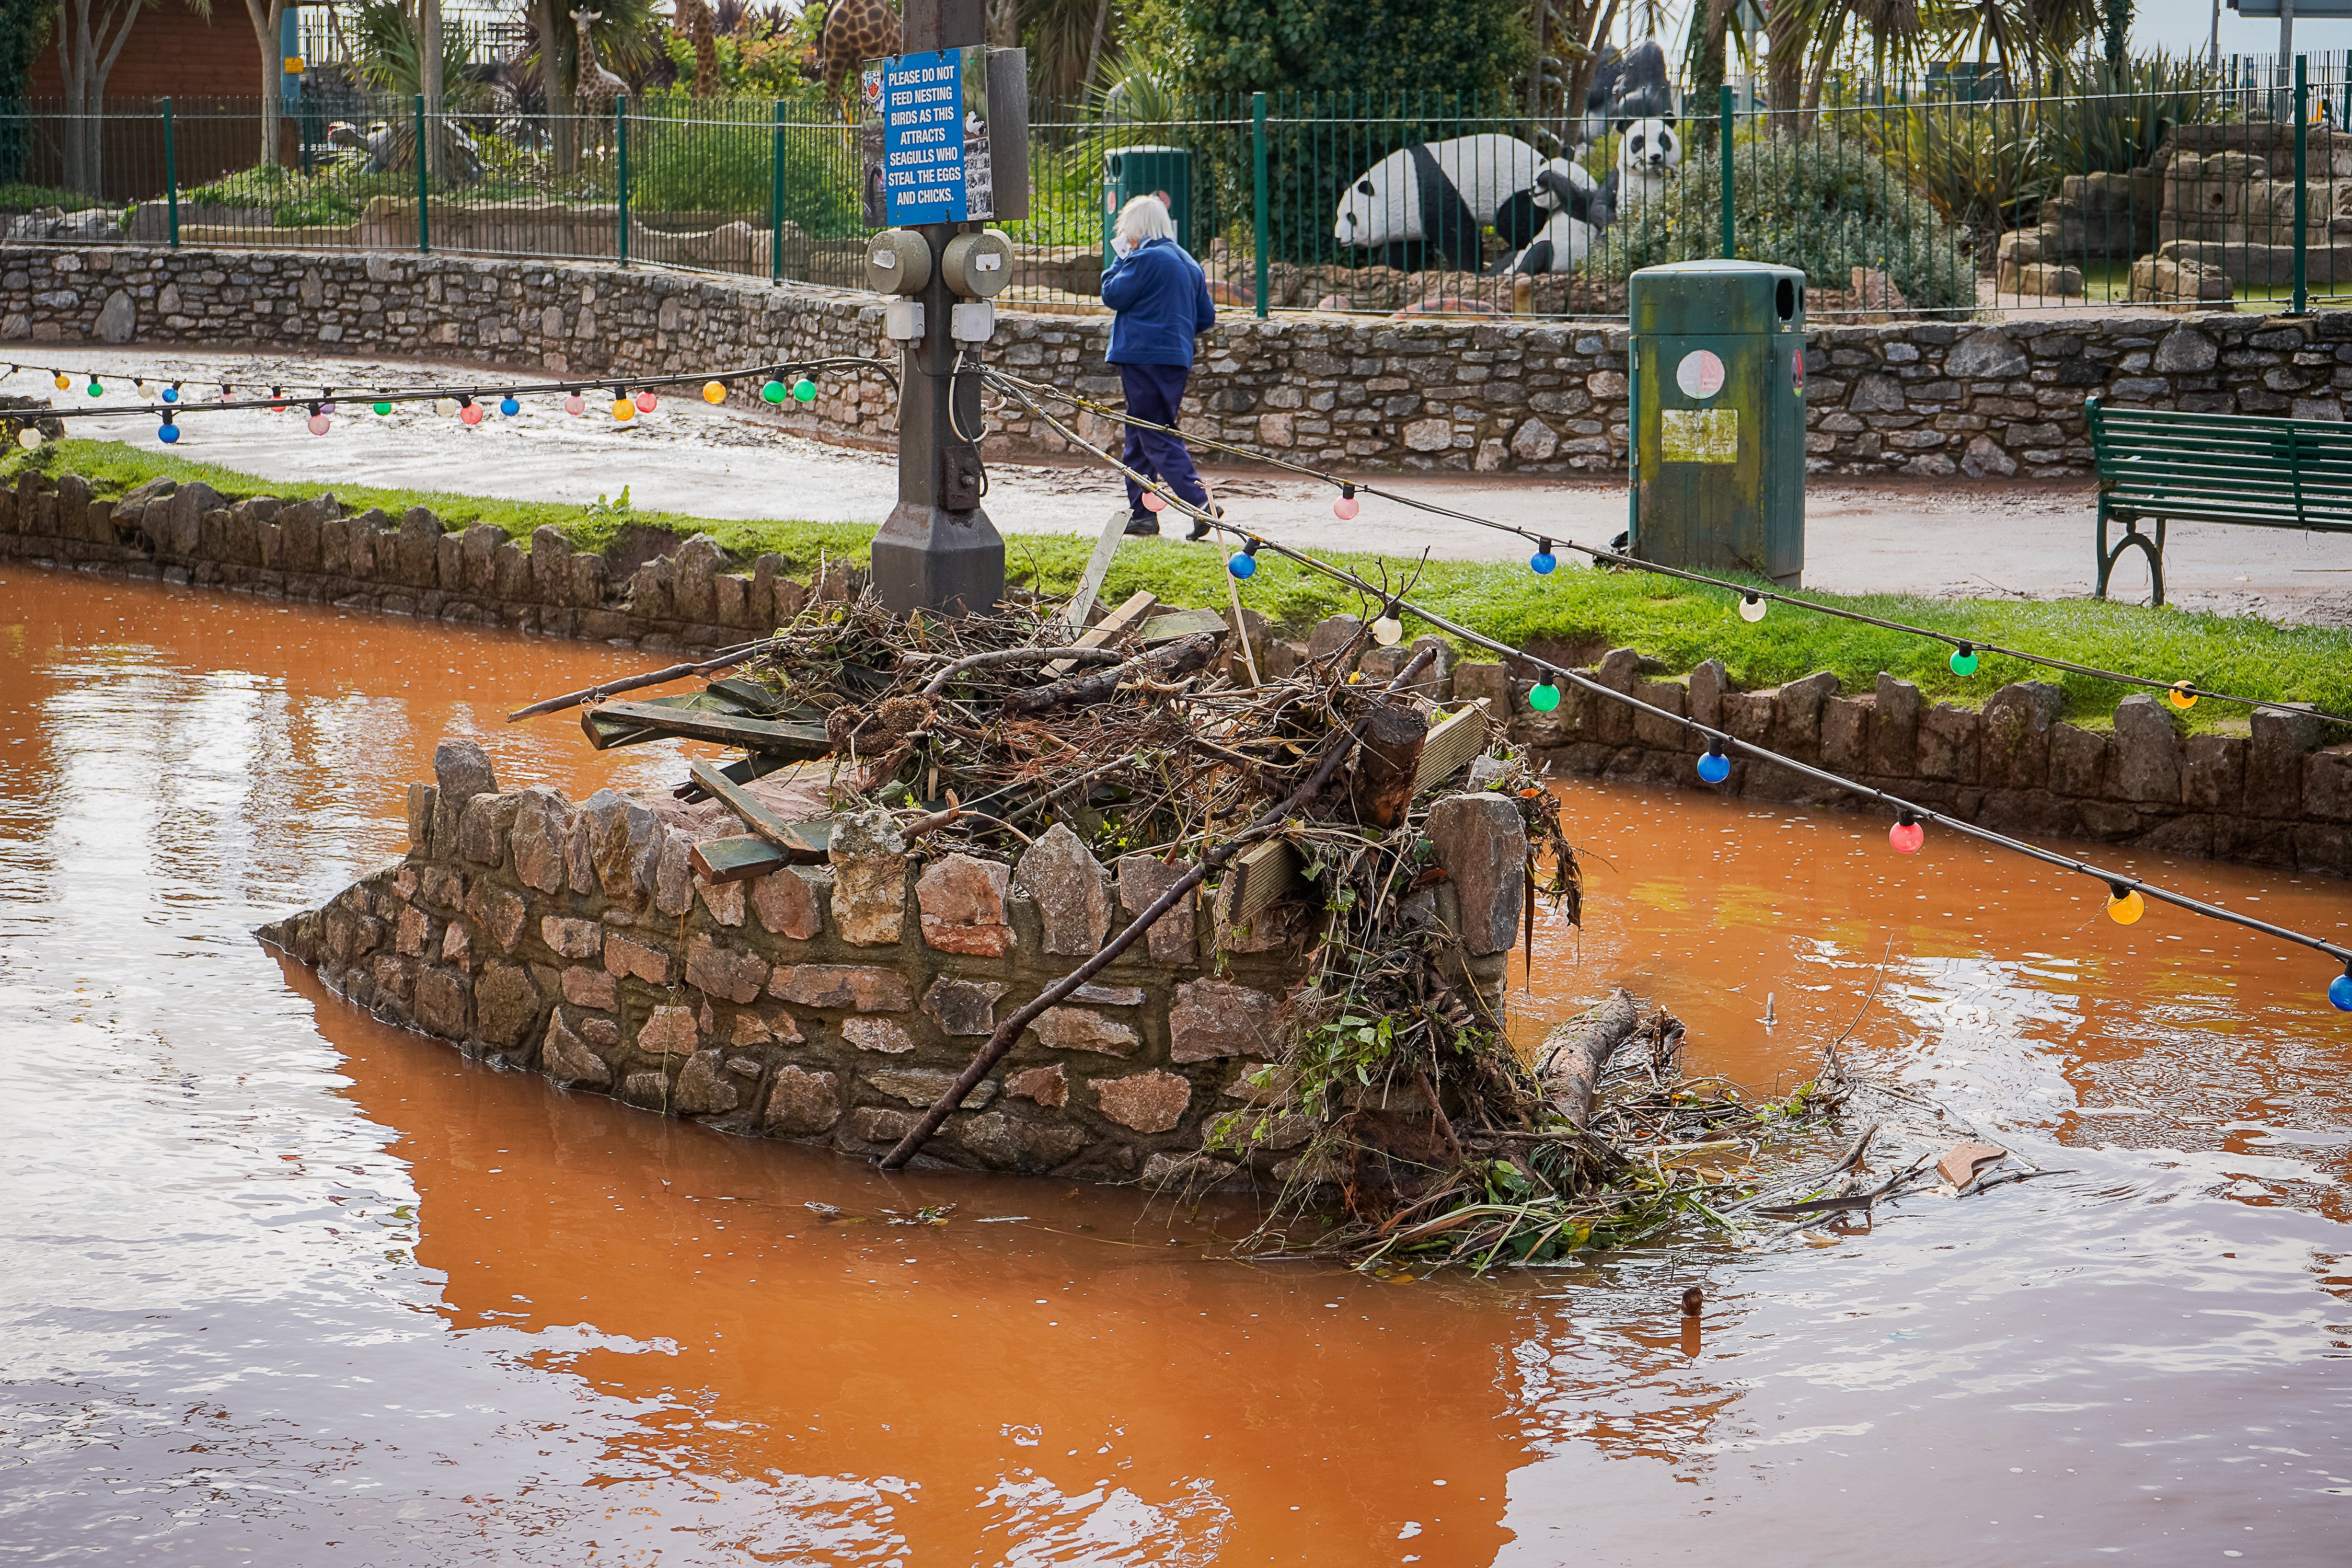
[10,349,2350,625]
[5,563,2350,1563]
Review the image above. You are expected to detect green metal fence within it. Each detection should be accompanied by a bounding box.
[10,60,2352,321]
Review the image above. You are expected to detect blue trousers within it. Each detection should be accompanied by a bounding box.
[1117,362,1209,517]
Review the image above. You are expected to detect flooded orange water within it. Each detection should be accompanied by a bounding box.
[4,564,2349,1566]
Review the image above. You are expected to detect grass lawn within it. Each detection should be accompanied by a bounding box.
[12,437,2350,729]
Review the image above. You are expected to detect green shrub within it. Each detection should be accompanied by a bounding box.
[628,100,861,235]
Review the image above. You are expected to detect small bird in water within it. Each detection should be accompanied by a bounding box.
[1680,1285,1704,1318]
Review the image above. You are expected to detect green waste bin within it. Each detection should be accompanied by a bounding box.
[1103,145,1194,269]
[1629,260,1807,587]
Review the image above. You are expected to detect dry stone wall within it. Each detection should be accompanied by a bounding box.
[13,242,2352,478]
[256,741,1525,1183]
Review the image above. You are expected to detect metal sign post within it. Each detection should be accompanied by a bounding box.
[866,0,1012,618]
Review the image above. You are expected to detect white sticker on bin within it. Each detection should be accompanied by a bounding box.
[1676,349,1726,400]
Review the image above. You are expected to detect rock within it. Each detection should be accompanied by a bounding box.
[841,1016,916,1054]
[828,808,907,946]
[95,289,136,344]
[414,967,470,1036]
[621,1071,671,1108]
[916,853,1014,955]
[1979,682,2064,789]
[1012,823,1112,956]
[673,1050,739,1114]
[1029,1007,1139,1056]
[864,1068,995,1109]
[458,792,514,866]
[1169,978,1275,1063]
[2048,723,2109,797]
[570,789,662,905]
[1946,328,2028,378]
[2154,325,2223,371]
[1422,792,1528,956]
[752,866,824,940]
[1871,673,1921,776]
[1094,1070,1192,1134]
[434,736,499,805]
[540,915,601,959]
[697,877,745,927]
[407,783,436,853]
[1115,854,1199,965]
[1307,614,1364,672]
[441,923,470,969]
[2183,732,2244,812]
[923,976,1007,1036]
[1687,658,1726,730]
[686,934,769,1004]
[769,964,912,1011]
[763,1065,841,1134]
[463,879,527,953]
[1006,1063,1068,1106]
[543,1011,612,1086]
[1961,436,2017,478]
[561,965,617,1010]
[2112,695,2185,804]
[396,905,434,958]
[846,1106,913,1144]
[510,787,573,894]
[653,833,696,916]
[638,1004,700,1055]
[951,1112,1028,1168]
[604,932,672,984]
[2247,705,2325,818]
[1071,984,1144,1006]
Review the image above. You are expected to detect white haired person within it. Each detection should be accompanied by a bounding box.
[1100,193,1218,537]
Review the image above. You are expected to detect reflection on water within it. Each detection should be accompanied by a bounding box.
[3,566,2348,1565]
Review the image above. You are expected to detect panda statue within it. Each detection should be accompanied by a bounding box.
[1333,134,1562,273]
[1502,159,1601,275]
[1577,37,1678,150]
[1594,117,1681,229]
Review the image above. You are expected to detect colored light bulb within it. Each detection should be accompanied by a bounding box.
[1950,643,1979,676]
[1142,491,1166,512]
[85,378,102,397]
[500,396,521,417]
[373,399,393,416]
[760,379,786,404]
[1530,550,1557,574]
[2106,887,2145,925]
[158,421,179,444]
[2169,681,2198,711]
[792,378,817,403]
[435,397,458,417]
[1528,682,1561,712]
[564,394,585,417]
[459,401,485,425]
[703,380,728,404]
[1738,594,1767,623]
[162,386,180,403]
[16,426,41,450]
[2331,970,2352,1012]
[1228,550,1258,579]
[1696,745,1731,784]
[52,373,70,390]
[307,412,331,435]
[1889,817,1924,854]
[612,398,635,421]
[1371,615,1404,647]
[633,390,659,413]
[1333,494,1360,521]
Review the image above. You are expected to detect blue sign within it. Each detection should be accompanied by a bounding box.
[880,51,967,225]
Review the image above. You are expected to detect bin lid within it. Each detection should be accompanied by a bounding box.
[1630,260,1807,336]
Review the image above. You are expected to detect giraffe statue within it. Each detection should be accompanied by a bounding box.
[570,8,628,112]
[684,0,722,97]
[816,0,899,107]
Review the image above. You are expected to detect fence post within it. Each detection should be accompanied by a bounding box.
[770,100,786,285]
[2294,54,2309,314]
[162,97,179,247]
[414,95,430,253]
[616,97,631,267]
[1719,83,1735,259]
[1252,91,1269,320]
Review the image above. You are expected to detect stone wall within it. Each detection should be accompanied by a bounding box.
[1448,649,2351,877]
[13,242,2352,478]
[256,741,1524,1183]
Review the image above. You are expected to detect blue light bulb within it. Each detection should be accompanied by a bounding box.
[158,421,179,444]
[2332,971,2352,1012]
[500,396,521,417]
[1696,748,1730,784]
[162,386,180,403]
[1228,550,1258,579]
[1530,550,1557,574]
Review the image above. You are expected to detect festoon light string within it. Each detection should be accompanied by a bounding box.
[0,356,892,449]
[980,366,2342,726]
[981,367,2352,1013]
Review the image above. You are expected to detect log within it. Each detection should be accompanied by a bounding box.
[1001,633,1219,717]
[1346,699,1428,827]
[1536,987,1640,1131]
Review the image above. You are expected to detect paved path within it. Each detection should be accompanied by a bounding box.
[16,346,2350,625]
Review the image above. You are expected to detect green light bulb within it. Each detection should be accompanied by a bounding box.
[760,379,787,404]
[1528,682,1561,712]
[792,378,817,403]
[373,399,393,416]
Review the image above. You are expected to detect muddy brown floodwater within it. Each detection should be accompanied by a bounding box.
[3,564,2349,1566]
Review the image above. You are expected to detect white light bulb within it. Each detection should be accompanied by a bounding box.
[1371,616,1404,647]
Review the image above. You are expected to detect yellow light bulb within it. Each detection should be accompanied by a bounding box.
[702,380,727,404]
[612,398,636,421]
[2107,889,2145,926]
[2168,681,2197,711]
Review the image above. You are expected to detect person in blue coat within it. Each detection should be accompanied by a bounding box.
[1101,194,1217,537]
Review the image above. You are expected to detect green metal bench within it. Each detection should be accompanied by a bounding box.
[2084,396,2352,605]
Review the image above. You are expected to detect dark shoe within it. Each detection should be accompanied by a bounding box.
[1185,503,1224,543]
[1124,513,1160,537]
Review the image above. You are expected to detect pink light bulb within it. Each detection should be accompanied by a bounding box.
[1141,490,1166,512]
[459,402,485,425]
[1888,820,1924,854]
[633,390,658,413]
[564,394,585,417]
[307,412,331,435]
[1333,495,1360,520]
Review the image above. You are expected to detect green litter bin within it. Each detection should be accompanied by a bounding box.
[1103,145,1194,268]
[1629,260,1807,587]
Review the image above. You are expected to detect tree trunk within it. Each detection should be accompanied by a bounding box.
[535,0,575,177]
[56,0,146,197]
[1081,0,1111,101]
[248,0,285,168]
[1763,0,1803,134]
[1690,0,1727,151]
[986,0,1018,51]
[421,0,443,181]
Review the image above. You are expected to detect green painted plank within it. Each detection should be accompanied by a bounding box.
[585,701,834,754]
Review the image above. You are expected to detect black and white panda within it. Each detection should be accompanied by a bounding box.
[1578,37,1678,149]
[1502,158,1600,275]
[1333,134,1560,272]
[1594,116,1681,228]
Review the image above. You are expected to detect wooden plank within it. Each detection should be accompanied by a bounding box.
[673,748,795,802]
[1227,838,1300,925]
[705,675,789,714]
[584,701,834,754]
[1411,699,1496,796]
[1060,506,1133,629]
[686,759,834,858]
[691,835,789,883]
[1137,607,1230,644]
[1042,589,1158,677]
